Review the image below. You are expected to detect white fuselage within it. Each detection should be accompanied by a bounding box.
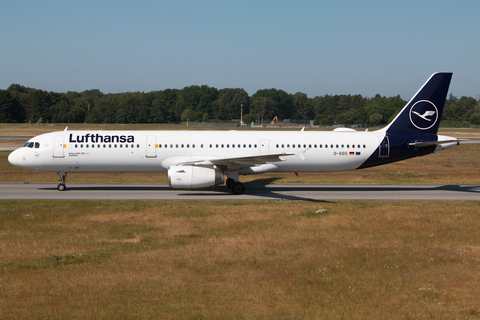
[8,130,382,174]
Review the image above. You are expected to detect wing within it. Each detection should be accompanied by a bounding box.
[179,152,301,171]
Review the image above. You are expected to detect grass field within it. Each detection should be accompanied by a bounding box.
[1,200,480,319]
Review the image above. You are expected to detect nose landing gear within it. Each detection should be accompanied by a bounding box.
[57,172,67,191]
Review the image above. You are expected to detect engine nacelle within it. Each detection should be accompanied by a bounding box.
[168,166,224,189]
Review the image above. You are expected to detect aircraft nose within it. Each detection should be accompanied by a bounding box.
[8,149,21,166]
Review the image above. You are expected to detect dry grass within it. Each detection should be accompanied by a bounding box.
[1,200,480,319]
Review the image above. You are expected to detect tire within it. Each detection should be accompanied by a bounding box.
[231,182,245,195]
[57,183,66,191]
[226,178,235,189]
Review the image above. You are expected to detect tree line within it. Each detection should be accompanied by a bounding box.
[1,84,479,126]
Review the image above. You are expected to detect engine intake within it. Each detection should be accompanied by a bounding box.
[168,166,224,189]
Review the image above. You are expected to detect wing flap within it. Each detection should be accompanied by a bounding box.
[180,152,295,170]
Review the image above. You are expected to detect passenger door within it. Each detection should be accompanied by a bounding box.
[53,135,65,158]
[146,135,157,158]
[378,136,390,158]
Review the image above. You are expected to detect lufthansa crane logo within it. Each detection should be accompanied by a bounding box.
[409,100,438,130]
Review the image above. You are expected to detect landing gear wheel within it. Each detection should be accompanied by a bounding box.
[231,182,245,195]
[226,178,235,189]
[57,172,67,191]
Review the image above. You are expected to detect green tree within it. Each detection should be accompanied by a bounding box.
[0,90,23,123]
[250,96,275,124]
[251,89,294,119]
[293,92,312,119]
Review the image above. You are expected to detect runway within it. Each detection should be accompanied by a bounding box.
[1,183,479,201]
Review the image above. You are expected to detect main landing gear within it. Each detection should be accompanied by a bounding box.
[226,177,245,195]
[57,172,67,191]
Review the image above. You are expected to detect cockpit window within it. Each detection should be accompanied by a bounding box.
[23,142,39,148]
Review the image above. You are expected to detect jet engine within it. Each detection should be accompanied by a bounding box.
[168,166,224,189]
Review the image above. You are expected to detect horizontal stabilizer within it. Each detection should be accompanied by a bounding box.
[408,139,462,147]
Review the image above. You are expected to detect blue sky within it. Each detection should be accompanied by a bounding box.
[1,0,479,99]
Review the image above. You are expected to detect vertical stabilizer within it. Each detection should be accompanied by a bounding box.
[384,73,452,135]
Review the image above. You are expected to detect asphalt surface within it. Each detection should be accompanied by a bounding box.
[1,183,479,200]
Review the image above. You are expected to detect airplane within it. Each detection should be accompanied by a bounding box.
[8,72,460,194]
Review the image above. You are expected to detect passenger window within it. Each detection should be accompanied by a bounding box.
[137,144,140,148]
[80,144,83,148]
[210,144,212,148]
[75,144,78,148]
[363,145,366,148]
[249,144,251,148]
[325,145,328,148]
[92,144,95,148]
[109,144,111,148]
[293,144,295,148]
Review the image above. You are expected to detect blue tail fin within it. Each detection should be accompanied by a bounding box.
[385,72,452,135]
